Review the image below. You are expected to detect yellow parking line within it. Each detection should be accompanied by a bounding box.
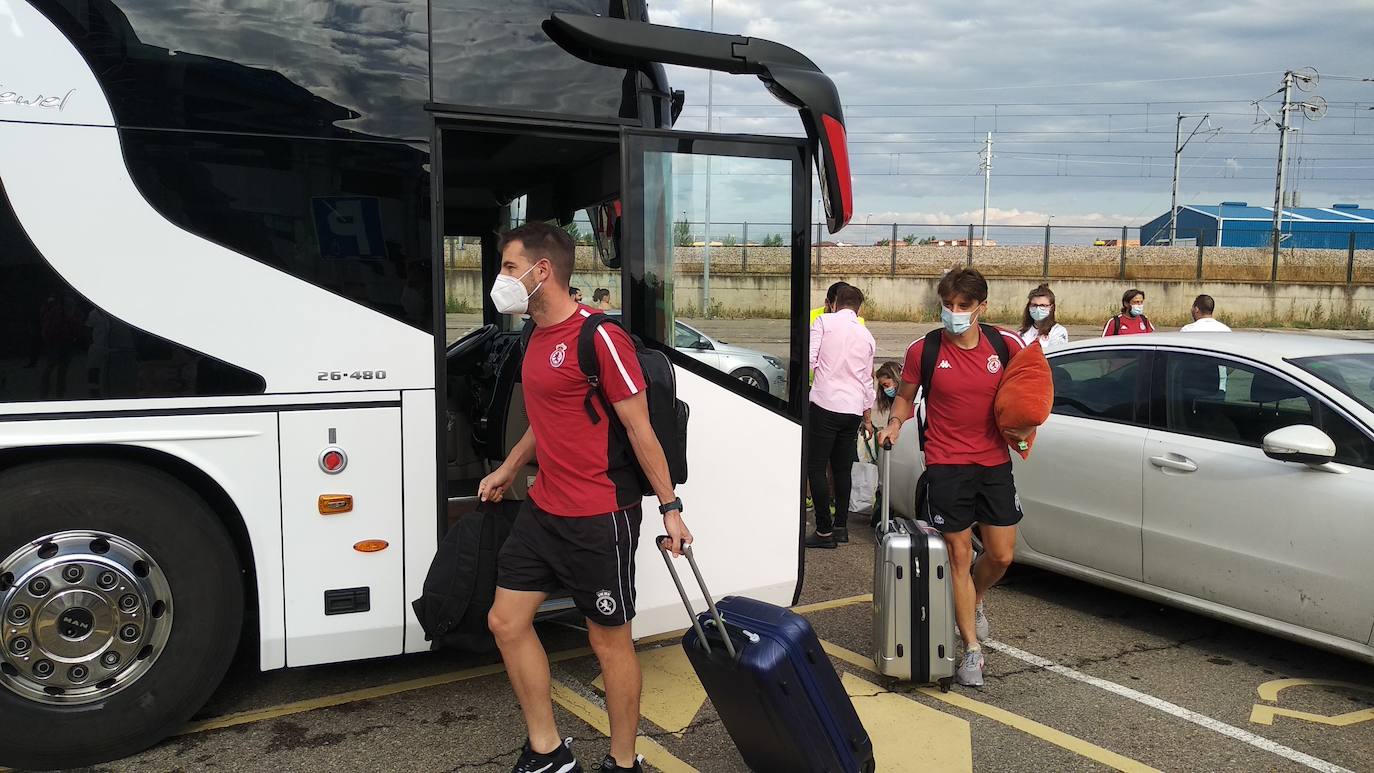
[820,641,1161,773]
[550,680,698,773]
[792,593,873,615]
[179,648,583,735]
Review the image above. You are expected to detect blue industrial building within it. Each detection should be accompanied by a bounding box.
[1141,202,1374,248]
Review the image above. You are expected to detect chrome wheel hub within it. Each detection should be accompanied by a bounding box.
[0,531,173,705]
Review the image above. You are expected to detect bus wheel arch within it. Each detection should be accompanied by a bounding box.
[0,451,247,769]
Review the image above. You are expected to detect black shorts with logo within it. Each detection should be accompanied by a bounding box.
[497,499,642,627]
[922,462,1023,534]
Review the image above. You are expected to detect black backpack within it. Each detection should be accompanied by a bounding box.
[523,314,689,495]
[410,499,522,652]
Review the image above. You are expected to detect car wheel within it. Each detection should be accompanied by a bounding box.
[732,367,768,391]
[0,459,243,769]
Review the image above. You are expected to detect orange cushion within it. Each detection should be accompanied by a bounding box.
[995,341,1055,459]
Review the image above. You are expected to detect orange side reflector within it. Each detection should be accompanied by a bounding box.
[318,495,353,515]
[353,539,389,553]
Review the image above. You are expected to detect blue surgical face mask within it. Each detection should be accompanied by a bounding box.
[1029,306,1051,322]
[941,306,974,335]
[1130,304,1145,317]
[883,386,897,399]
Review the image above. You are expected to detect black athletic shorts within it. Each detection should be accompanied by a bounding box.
[923,462,1023,534]
[497,499,642,627]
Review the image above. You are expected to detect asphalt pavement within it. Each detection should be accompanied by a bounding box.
[83,509,1374,773]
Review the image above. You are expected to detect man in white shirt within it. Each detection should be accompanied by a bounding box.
[1180,294,1231,333]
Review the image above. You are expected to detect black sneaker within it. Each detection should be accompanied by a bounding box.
[512,737,580,773]
[596,754,645,772]
[805,532,836,549]
[833,526,849,543]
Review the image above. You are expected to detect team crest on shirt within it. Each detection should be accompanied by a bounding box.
[986,355,1002,374]
[595,589,617,616]
[550,343,567,368]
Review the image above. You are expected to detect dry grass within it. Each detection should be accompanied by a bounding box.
[442,243,1373,284]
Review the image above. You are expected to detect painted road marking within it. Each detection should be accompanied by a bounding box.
[549,679,697,773]
[842,672,973,772]
[593,645,707,735]
[984,639,1356,773]
[592,641,974,769]
[821,640,1159,773]
[1250,679,1374,727]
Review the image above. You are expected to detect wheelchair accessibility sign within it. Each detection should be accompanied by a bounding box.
[1250,678,1374,727]
[312,196,385,260]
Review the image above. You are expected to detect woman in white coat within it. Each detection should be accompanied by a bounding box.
[1018,284,1070,352]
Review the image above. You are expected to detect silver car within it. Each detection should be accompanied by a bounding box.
[603,313,787,399]
[890,332,1374,664]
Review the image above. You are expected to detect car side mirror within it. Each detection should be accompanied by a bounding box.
[1262,425,1336,467]
[692,339,713,351]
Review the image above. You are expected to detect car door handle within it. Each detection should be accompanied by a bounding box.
[1149,455,1198,473]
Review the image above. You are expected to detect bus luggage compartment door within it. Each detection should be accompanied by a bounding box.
[279,406,404,666]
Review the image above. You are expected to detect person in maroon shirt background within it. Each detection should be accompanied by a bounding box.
[478,222,690,773]
[877,267,1033,688]
[1102,288,1155,336]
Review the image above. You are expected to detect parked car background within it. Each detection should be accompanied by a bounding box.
[889,332,1374,664]
[606,312,787,399]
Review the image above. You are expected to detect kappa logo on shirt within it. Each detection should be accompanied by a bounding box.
[938,360,953,369]
[987,354,1002,374]
[550,343,567,368]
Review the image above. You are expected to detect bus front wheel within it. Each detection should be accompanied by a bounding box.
[0,459,243,770]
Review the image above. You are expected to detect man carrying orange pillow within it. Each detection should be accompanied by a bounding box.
[877,267,1039,688]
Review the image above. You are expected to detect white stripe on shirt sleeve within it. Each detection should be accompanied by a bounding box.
[596,324,640,395]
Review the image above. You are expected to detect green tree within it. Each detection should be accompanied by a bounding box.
[903,233,919,246]
[564,222,582,243]
[674,219,693,247]
[919,236,938,245]
[722,233,739,247]
[875,238,891,246]
[762,233,785,247]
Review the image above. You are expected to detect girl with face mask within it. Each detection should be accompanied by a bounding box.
[1018,284,1070,352]
[867,361,903,436]
[1102,288,1155,336]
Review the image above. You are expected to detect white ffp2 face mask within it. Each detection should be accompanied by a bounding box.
[489,264,543,315]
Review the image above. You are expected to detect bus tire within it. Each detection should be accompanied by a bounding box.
[0,459,243,770]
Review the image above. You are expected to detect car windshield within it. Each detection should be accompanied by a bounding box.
[1290,353,1374,412]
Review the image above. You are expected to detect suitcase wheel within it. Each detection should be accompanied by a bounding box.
[938,677,953,693]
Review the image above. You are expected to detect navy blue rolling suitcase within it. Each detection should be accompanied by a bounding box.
[657,538,875,773]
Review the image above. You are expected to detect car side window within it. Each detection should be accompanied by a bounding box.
[1049,351,1144,424]
[1164,353,1314,446]
[1316,404,1374,470]
[673,322,702,349]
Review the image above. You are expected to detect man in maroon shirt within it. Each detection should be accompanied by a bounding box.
[479,222,691,773]
[877,267,1031,688]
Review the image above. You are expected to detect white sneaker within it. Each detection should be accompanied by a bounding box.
[974,601,989,642]
[956,650,985,687]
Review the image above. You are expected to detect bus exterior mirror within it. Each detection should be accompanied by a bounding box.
[1262,425,1336,467]
[544,13,853,232]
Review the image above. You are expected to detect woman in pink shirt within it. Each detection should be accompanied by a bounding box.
[806,285,876,548]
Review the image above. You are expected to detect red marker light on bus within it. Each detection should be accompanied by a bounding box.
[319,447,348,474]
[353,540,388,553]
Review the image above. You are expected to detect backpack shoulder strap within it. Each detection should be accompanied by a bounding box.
[981,323,1010,369]
[919,328,943,399]
[519,317,536,350]
[1110,315,1122,336]
[576,313,623,426]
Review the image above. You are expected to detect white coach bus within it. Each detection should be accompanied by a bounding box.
[0,0,853,767]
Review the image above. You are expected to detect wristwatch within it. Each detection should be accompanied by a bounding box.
[658,498,684,516]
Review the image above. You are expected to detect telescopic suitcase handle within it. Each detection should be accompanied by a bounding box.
[656,537,737,659]
[879,439,893,533]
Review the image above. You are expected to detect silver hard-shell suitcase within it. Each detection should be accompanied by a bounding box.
[872,441,957,688]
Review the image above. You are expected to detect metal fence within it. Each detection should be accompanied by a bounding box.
[666,222,1374,285]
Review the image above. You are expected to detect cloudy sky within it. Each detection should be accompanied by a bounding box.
[648,0,1374,239]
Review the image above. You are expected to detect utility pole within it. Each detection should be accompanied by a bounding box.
[702,0,715,315]
[979,132,992,245]
[1271,70,1295,269]
[1170,113,1212,246]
